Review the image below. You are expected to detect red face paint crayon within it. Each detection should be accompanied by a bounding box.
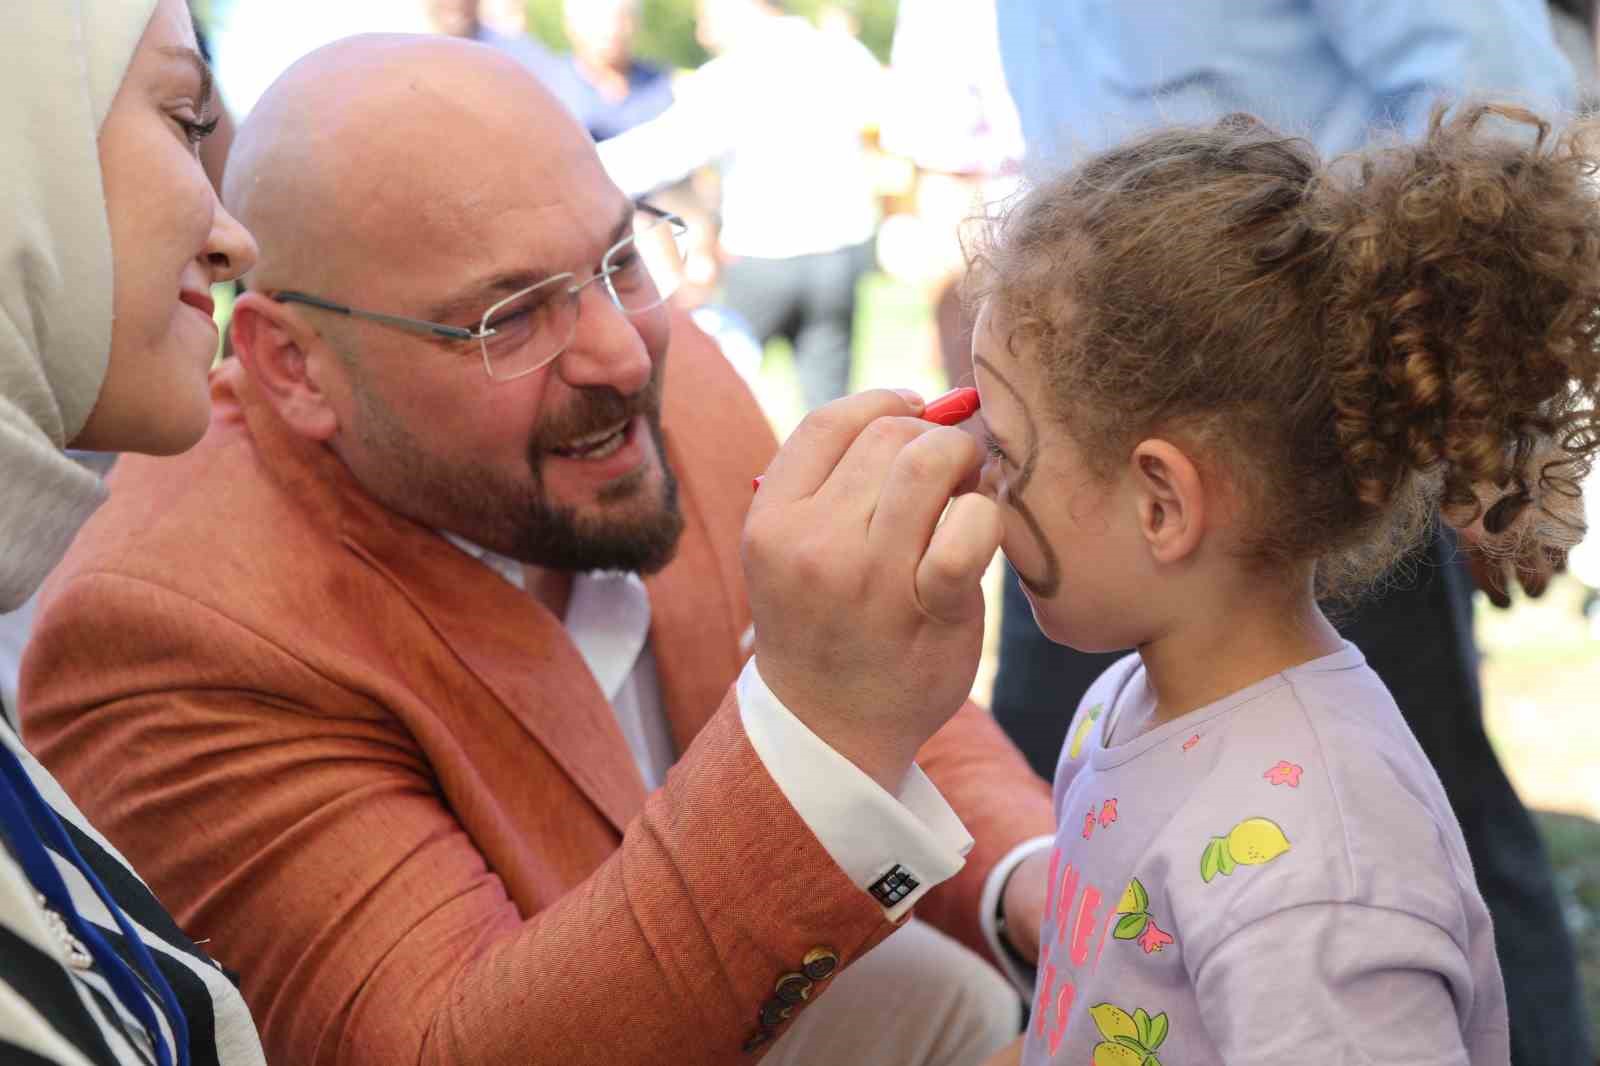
[752,386,981,491]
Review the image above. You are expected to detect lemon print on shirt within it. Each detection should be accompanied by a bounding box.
[1068,704,1104,759]
[1088,1002,1170,1065]
[1200,817,1291,882]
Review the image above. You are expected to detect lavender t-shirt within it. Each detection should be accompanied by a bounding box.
[1021,643,1508,1066]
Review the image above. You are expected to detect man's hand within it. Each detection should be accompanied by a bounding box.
[742,389,1002,792]
[1000,849,1050,964]
[1459,525,1566,609]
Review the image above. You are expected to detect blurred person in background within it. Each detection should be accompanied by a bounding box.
[478,0,532,37]
[542,0,675,143]
[421,0,558,77]
[877,0,1023,391]
[992,2,1591,1062]
[600,0,884,411]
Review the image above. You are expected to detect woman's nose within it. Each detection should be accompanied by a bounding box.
[204,196,259,284]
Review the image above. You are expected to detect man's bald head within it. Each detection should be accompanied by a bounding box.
[224,34,609,302]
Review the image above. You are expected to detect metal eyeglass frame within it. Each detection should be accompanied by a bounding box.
[270,202,688,382]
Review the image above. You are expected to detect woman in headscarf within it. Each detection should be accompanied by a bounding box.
[1,1,265,1063]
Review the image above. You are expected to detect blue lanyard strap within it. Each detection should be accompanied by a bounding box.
[0,741,188,1066]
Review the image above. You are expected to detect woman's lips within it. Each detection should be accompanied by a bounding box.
[180,289,216,317]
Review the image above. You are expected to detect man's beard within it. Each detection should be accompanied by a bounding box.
[504,406,683,575]
[352,366,685,576]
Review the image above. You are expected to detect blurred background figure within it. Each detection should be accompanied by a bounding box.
[420,0,558,76]
[478,0,532,37]
[600,0,884,412]
[993,2,1590,1062]
[876,0,1022,390]
[543,0,674,142]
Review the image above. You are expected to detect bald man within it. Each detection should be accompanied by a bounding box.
[20,35,1054,1066]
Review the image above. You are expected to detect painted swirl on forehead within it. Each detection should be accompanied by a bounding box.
[974,355,1062,599]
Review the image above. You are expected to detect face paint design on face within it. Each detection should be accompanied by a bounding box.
[975,354,1062,599]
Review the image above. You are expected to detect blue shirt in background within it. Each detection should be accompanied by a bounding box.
[542,58,675,143]
[996,0,1576,164]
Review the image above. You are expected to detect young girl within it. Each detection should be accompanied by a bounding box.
[969,105,1600,1065]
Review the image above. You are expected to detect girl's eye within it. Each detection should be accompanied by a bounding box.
[984,432,1008,462]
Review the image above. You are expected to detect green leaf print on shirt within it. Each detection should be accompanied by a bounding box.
[1089,1002,1170,1066]
[1200,817,1291,883]
[1112,878,1176,953]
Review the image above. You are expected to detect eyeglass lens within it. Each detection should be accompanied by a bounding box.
[479,212,689,381]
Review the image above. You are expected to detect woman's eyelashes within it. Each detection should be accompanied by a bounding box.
[173,110,219,146]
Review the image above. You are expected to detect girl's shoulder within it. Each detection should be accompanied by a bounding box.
[1149,660,1482,966]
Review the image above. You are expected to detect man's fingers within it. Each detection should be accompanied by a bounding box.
[867,427,984,573]
[915,492,1002,622]
[754,389,923,505]
[815,415,937,522]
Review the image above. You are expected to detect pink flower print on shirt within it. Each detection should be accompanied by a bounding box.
[1182,734,1200,752]
[1264,760,1303,787]
[1113,877,1179,957]
[1099,799,1118,828]
[1136,920,1174,954]
[1083,809,1096,840]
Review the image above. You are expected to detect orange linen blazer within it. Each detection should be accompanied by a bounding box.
[23,315,1052,1066]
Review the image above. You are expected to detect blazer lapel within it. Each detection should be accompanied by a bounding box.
[348,530,650,834]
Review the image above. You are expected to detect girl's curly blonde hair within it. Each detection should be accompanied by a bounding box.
[967,104,1600,598]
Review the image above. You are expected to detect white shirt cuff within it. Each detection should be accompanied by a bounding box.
[736,658,973,922]
[979,835,1054,995]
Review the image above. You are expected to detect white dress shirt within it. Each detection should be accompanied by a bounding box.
[445,533,1048,935]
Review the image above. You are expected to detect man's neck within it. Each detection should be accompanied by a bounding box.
[524,565,576,619]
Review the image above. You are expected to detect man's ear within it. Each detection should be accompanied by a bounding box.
[229,292,340,441]
[1129,439,1206,565]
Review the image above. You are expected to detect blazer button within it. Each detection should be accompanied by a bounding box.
[758,999,793,1029]
[774,972,813,1005]
[801,947,838,981]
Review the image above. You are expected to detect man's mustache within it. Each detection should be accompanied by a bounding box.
[528,370,663,456]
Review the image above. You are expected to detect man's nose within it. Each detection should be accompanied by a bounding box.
[554,282,655,397]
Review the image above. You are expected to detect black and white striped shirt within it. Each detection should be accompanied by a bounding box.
[0,721,266,1066]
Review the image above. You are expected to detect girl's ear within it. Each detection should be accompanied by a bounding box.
[1129,439,1207,565]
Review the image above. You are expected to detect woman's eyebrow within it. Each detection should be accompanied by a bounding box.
[159,46,215,113]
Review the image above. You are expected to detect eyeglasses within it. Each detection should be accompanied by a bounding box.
[271,204,689,382]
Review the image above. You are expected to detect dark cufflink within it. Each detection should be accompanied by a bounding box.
[868,864,920,907]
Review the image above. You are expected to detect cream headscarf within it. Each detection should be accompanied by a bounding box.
[1,1,158,610]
